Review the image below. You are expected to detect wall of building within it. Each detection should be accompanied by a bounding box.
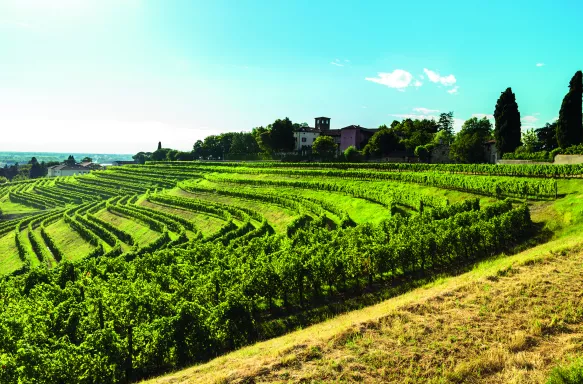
[293,131,320,151]
[430,144,450,163]
[340,128,358,151]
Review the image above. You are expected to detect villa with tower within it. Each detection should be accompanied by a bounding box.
[293,117,378,152]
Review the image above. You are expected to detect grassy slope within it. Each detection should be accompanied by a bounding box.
[44,219,95,262]
[144,179,583,384]
[170,188,297,233]
[0,233,22,274]
[139,200,227,237]
[0,199,39,216]
[95,209,161,247]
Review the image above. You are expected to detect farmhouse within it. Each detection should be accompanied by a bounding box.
[293,126,321,151]
[47,164,92,177]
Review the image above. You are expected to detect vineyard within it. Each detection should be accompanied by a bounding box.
[0,161,576,383]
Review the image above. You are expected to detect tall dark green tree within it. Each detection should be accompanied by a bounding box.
[29,157,43,178]
[556,70,583,148]
[65,155,76,166]
[494,87,522,156]
[535,122,558,151]
[270,117,295,152]
[438,112,454,135]
[157,141,162,151]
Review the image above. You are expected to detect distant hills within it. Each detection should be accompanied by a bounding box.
[0,151,134,166]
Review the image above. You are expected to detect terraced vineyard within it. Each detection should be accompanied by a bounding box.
[0,161,574,383]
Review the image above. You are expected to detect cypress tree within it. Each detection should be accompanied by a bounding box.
[157,141,162,150]
[494,87,522,156]
[556,70,583,148]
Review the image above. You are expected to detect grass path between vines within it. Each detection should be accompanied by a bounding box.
[142,230,583,384]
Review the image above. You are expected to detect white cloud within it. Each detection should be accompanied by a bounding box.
[522,115,539,124]
[330,59,344,67]
[390,113,439,120]
[447,86,459,94]
[472,113,494,120]
[413,80,423,88]
[414,107,439,114]
[453,118,465,132]
[365,69,417,91]
[536,63,545,67]
[423,68,457,87]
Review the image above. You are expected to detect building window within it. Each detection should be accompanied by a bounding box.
[302,137,307,142]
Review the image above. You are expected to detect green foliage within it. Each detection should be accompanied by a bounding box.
[536,122,559,151]
[547,358,583,384]
[414,145,431,162]
[521,128,541,153]
[450,117,493,163]
[438,111,455,135]
[343,145,362,162]
[494,87,522,155]
[556,71,583,148]
[502,150,553,162]
[0,160,562,384]
[362,126,403,157]
[312,135,338,160]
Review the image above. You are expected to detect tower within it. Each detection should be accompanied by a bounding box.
[315,117,331,131]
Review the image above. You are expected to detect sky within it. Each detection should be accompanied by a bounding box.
[1,0,582,154]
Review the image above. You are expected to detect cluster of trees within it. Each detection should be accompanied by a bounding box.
[503,70,583,161]
[130,70,581,165]
[133,119,309,164]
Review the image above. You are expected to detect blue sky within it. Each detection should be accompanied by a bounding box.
[0,0,581,153]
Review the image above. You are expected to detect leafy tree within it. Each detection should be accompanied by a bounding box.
[29,157,44,178]
[414,145,431,162]
[133,152,152,165]
[521,128,541,152]
[536,122,558,151]
[312,135,337,160]
[81,157,92,162]
[343,146,362,162]
[433,129,454,146]
[494,87,522,156]
[192,140,204,159]
[201,135,222,159]
[228,132,260,157]
[151,148,170,161]
[64,155,76,166]
[0,176,7,184]
[556,70,583,148]
[395,119,439,151]
[165,149,180,161]
[157,141,162,151]
[292,122,309,130]
[438,112,454,135]
[175,151,195,161]
[269,118,295,152]
[363,127,403,157]
[450,117,493,163]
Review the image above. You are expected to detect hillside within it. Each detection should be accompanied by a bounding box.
[0,162,581,383]
[144,234,583,383]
